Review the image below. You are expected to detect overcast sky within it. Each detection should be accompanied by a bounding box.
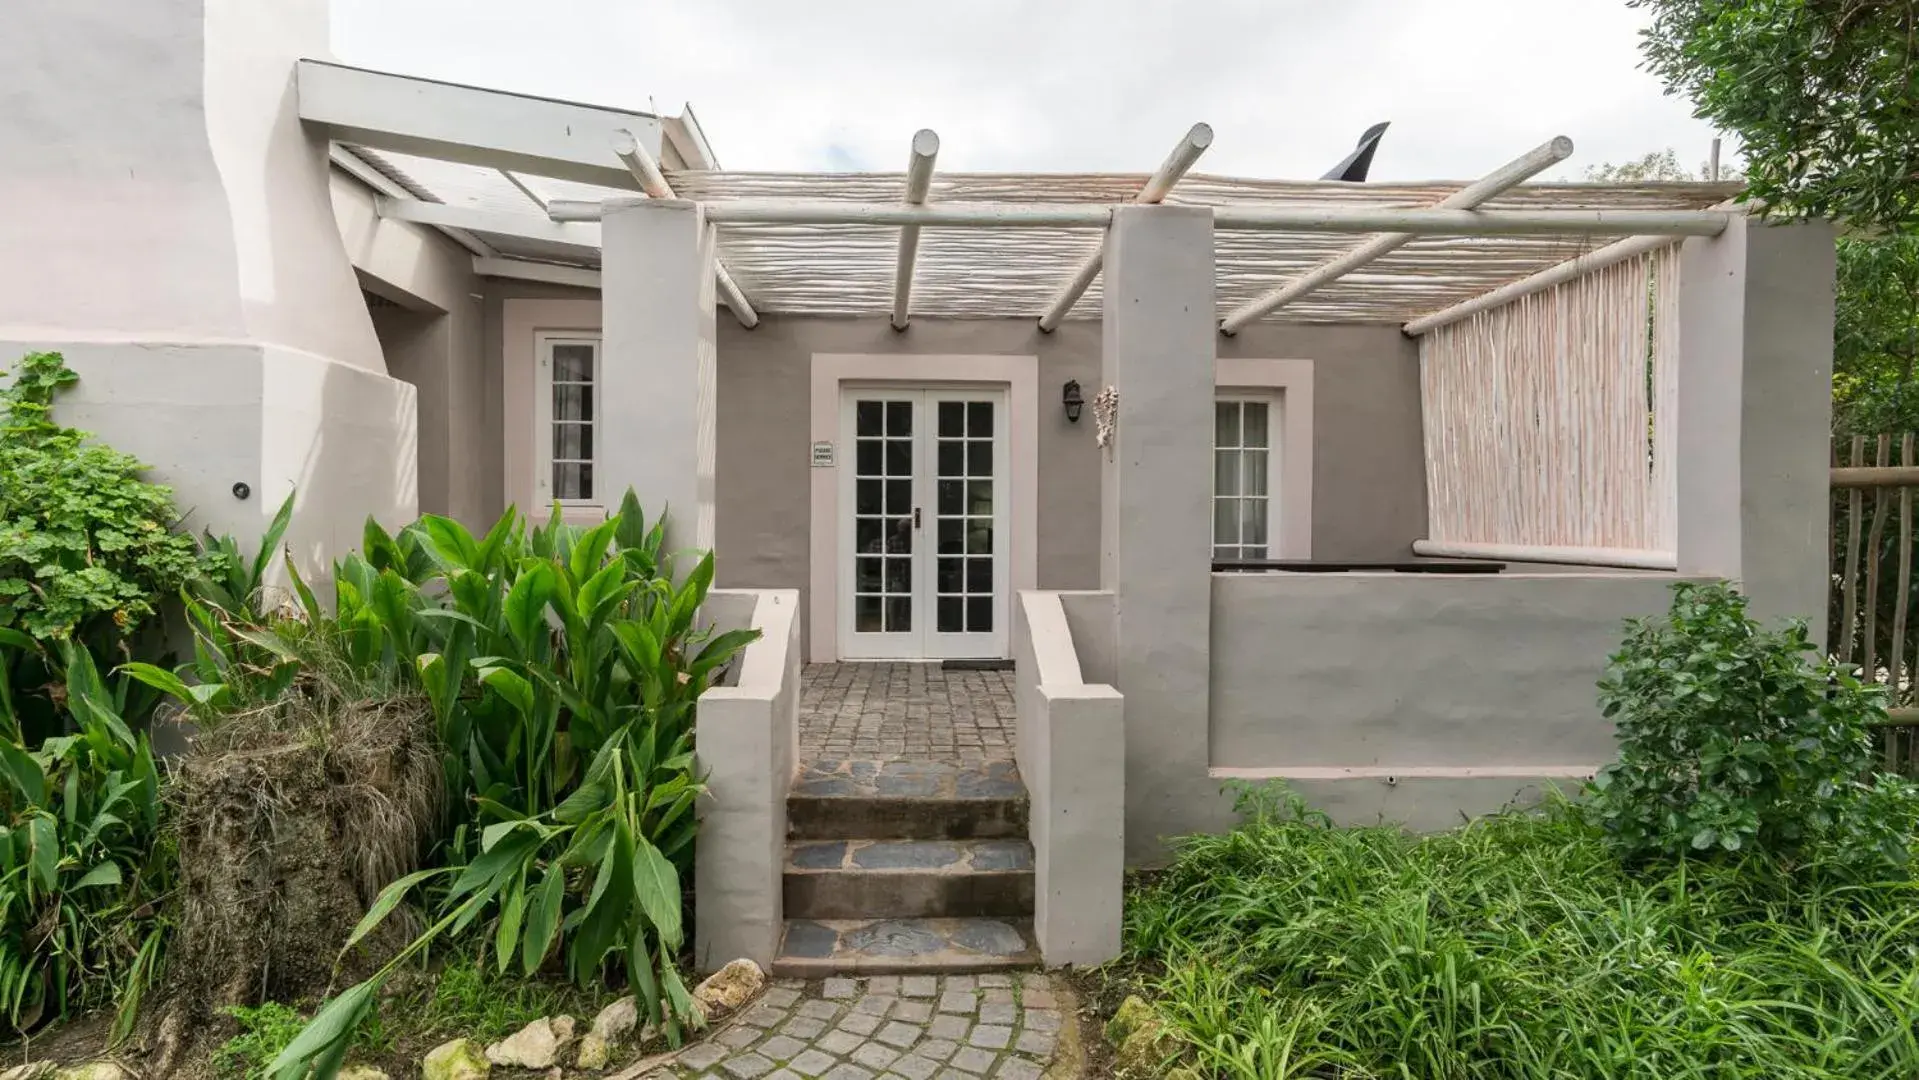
[329,0,1727,182]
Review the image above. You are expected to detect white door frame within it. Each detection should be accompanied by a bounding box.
[809,354,1039,662]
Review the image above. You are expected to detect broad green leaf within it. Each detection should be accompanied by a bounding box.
[519,863,566,976]
[505,563,555,652]
[632,835,684,951]
[72,862,122,890]
[265,979,379,1079]
[418,514,482,571]
[569,517,622,587]
[341,868,450,956]
[27,816,56,893]
[495,868,528,973]
[0,741,46,806]
[554,781,611,825]
[478,666,535,718]
[117,662,193,704]
[252,489,297,597]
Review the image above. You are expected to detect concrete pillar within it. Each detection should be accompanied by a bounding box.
[0,0,416,570]
[1676,217,1836,641]
[600,199,718,558]
[1100,205,1217,860]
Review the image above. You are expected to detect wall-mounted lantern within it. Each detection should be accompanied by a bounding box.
[1062,379,1084,423]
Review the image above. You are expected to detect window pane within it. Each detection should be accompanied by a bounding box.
[937,440,964,478]
[938,401,964,437]
[884,558,911,594]
[967,480,993,515]
[553,462,592,500]
[885,439,911,476]
[938,557,962,594]
[967,596,992,633]
[883,517,913,553]
[856,440,881,475]
[856,516,882,552]
[1241,402,1269,447]
[967,401,993,437]
[554,422,592,460]
[938,480,963,515]
[938,518,963,554]
[1215,401,1240,447]
[967,440,991,477]
[938,597,963,633]
[1242,449,1269,496]
[856,400,883,436]
[887,400,913,436]
[965,519,993,554]
[552,344,594,382]
[554,383,593,422]
[855,556,883,593]
[966,557,992,593]
[885,596,912,633]
[856,596,882,632]
[1213,499,1238,545]
[885,479,912,515]
[1215,449,1241,497]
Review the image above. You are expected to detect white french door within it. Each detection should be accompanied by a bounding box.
[838,387,1010,659]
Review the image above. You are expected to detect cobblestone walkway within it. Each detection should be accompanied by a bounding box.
[670,973,1063,1080]
[800,664,1016,764]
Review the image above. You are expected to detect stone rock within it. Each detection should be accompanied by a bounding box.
[53,1066,131,1080]
[576,1032,612,1071]
[1114,1017,1180,1077]
[590,995,640,1044]
[423,1038,492,1080]
[339,1069,391,1080]
[692,958,765,1020]
[0,1065,55,1080]
[486,1016,577,1070]
[1105,995,1156,1044]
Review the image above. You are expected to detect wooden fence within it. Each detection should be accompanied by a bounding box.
[1831,434,1919,772]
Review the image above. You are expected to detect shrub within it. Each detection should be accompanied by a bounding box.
[1587,581,1919,865]
[0,351,203,649]
[127,495,755,1077]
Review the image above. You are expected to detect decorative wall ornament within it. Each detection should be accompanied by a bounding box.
[1092,386,1119,458]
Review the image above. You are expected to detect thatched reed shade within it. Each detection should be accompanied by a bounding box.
[346,143,1738,325]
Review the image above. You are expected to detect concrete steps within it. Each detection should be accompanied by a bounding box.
[770,917,1040,978]
[784,838,1036,919]
[777,759,1038,974]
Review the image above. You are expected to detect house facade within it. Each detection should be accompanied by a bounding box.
[2,0,1835,970]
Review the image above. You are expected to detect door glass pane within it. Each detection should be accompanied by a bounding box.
[885,596,912,633]
[887,400,913,436]
[856,596,882,632]
[938,597,963,634]
[852,397,917,638]
[554,384,593,422]
[938,440,964,476]
[967,596,992,633]
[967,401,993,437]
[1215,401,1240,447]
[938,518,963,554]
[552,344,594,382]
[932,397,996,640]
[938,401,964,437]
[886,479,912,515]
[938,480,963,515]
[856,479,882,515]
[856,400,883,436]
[856,440,881,475]
[885,439,912,476]
[967,440,991,476]
[967,481,993,515]
[1242,402,1270,447]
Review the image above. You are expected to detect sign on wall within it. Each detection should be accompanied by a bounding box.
[811,441,835,468]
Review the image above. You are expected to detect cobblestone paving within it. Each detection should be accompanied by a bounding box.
[800,664,1016,764]
[670,973,1062,1080]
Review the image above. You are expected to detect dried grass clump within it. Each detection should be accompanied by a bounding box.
[146,669,440,1075]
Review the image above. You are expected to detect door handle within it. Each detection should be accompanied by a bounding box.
[913,507,922,529]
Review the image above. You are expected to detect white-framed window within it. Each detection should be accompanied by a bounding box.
[536,334,601,504]
[1213,394,1280,561]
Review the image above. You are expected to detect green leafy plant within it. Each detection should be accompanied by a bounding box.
[211,1001,310,1079]
[0,351,203,646]
[0,639,167,1038]
[1587,580,1918,864]
[128,493,755,1078]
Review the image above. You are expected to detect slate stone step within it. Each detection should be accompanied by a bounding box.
[771,917,1041,977]
[787,759,1028,841]
[784,839,1037,919]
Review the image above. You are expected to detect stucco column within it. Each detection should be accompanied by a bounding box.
[0,0,416,572]
[599,199,718,558]
[1675,217,1835,642]
[1100,205,1217,860]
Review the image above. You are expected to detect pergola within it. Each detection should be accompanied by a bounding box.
[302,60,1740,336]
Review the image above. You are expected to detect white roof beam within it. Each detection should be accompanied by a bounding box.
[552,199,1731,236]
[1218,136,1574,335]
[611,132,760,329]
[379,197,602,253]
[298,59,661,190]
[474,257,602,290]
[1403,233,1681,336]
[1037,123,1214,332]
[330,145,497,259]
[892,129,942,331]
[499,171,549,213]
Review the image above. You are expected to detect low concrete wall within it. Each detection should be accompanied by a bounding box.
[1013,591,1124,967]
[695,589,802,972]
[1196,571,1704,831]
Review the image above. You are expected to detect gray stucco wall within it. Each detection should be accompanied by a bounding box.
[372,293,487,526]
[711,317,1426,613]
[1208,571,1699,770]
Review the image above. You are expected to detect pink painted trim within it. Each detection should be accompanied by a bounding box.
[502,299,602,515]
[1216,358,1314,559]
[808,354,1040,662]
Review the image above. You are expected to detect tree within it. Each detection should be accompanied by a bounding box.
[1632,0,1919,232]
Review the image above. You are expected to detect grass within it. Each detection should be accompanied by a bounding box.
[1120,785,1919,1080]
